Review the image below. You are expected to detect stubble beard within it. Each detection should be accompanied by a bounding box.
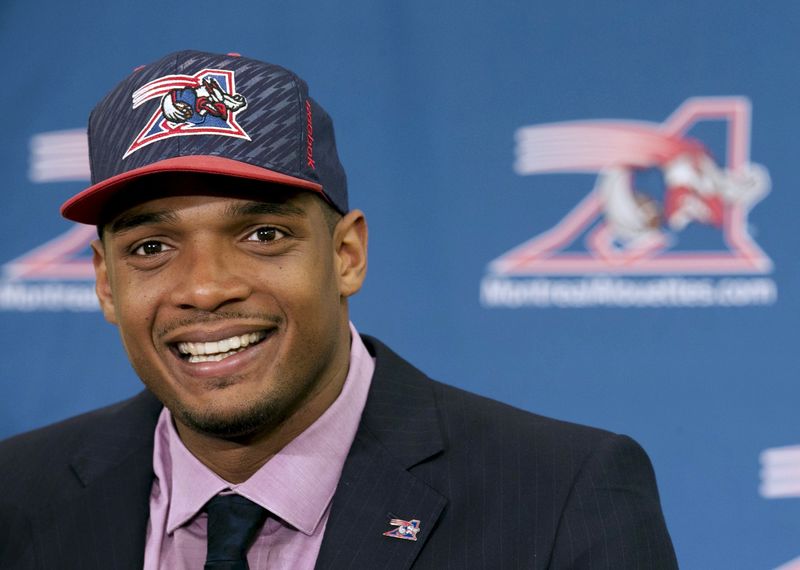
[169,376,317,441]
[174,395,291,440]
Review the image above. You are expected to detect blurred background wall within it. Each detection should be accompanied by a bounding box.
[1,2,798,567]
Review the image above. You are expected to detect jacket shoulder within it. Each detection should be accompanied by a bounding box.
[360,335,676,568]
[431,374,618,451]
[363,334,618,455]
[0,391,161,491]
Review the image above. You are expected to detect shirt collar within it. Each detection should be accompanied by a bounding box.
[157,323,375,536]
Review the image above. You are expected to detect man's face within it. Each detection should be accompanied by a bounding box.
[92,178,367,440]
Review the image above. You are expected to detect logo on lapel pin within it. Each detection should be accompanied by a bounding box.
[383,518,421,541]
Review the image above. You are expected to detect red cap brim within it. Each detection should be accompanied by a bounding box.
[60,155,324,225]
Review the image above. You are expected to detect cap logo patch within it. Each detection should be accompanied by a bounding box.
[123,68,250,159]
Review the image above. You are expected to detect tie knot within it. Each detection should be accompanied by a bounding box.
[204,494,268,570]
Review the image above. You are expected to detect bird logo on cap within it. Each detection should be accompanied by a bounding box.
[123,68,250,159]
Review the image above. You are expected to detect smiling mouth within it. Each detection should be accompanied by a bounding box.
[175,331,268,363]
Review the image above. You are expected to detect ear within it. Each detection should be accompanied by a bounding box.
[91,239,119,325]
[333,209,368,298]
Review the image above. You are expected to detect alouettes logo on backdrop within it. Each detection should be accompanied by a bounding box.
[1,129,96,311]
[481,98,777,308]
[759,445,800,570]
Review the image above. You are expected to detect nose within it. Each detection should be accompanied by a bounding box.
[169,240,251,312]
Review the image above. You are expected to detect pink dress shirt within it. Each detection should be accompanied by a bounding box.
[143,324,375,569]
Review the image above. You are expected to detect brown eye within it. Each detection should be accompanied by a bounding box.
[133,241,171,256]
[246,227,286,242]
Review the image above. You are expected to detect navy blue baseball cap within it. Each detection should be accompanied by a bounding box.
[61,50,348,224]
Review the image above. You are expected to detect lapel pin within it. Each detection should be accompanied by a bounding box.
[383,518,421,541]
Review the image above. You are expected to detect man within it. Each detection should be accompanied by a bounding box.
[0,50,678,569]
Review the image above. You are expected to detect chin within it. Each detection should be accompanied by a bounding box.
[172,393,294,440]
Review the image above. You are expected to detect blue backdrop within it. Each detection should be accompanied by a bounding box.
[2,2,798,567]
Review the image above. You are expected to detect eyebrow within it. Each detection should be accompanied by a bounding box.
[224,201,307,219]
[107,210,180,235]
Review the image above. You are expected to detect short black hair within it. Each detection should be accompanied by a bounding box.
[319,198,343,234]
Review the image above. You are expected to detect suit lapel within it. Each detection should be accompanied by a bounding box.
[34,391,161,570]
[315,336,447,570]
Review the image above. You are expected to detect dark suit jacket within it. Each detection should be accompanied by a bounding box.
[0,336,677,569]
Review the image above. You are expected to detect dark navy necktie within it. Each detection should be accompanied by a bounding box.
[204,494,268,570]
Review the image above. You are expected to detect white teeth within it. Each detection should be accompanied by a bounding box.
[242,332,257,347]
[187,349,245,363]
[176,331,266,360]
